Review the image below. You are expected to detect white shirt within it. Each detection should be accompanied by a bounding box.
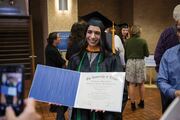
[114,35,125,66]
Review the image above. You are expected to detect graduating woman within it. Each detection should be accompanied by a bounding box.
[67,13,127,120]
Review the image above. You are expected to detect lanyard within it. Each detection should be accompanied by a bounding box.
[77,51,102,120]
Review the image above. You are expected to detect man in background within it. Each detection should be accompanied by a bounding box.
[156,4,180,113]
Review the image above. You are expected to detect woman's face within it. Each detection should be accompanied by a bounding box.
[55,34,61,45]
[121,28,129,37]
[86,25,101,47]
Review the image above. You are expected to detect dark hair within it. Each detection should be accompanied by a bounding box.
[68,22,87,47]
[47,32,58,45]
[78,19,109,61]
[88,18,105,31]
[66,22,87,60]
[71,22,87,38]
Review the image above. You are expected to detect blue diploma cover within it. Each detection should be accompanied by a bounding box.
[29,64,125,112]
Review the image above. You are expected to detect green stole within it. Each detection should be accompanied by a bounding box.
[77,52,102,120]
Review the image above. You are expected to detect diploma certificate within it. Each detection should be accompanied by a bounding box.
[29,65,125,112]
[75,72,125,112]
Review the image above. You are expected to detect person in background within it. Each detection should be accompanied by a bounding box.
[154,4,180,113]
[5,98,41,120]
[118,23,129,47]
[45,32,66,68]
[125,25,149,111]
[156,9,180,112]
[105,27,126,67]
[114,34,125,67]
[68,12,127,120]
[45,32,67,120]
[66,22,87,60]
[154,4,180,72]
[116,23,130,100]
[1,74,20,106]
[116,23,129,68]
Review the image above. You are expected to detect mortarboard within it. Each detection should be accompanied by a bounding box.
[80,11,116,53]
[117,23,129,28]
[80,11,113,29]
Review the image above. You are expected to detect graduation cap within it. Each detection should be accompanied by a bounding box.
[80,11,113,30]
[80,11,117,53]
[117,23,129,28]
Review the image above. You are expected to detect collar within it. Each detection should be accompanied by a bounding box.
[86,45,100,53]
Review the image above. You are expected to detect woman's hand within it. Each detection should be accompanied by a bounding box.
[175,90,180,97]
[91,109,105,112]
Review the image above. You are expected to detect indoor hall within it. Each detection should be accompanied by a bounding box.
[0,0,180,120]
[32,87,162,120]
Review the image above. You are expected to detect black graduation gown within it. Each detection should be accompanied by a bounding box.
[68,51,128,120]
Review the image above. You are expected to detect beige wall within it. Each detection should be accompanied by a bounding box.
[46,0,180,53]
[132,0,179,82]
[78,0,122,23]
[78,0,179,53]
[133,0,179,53]
[47,0,78,33]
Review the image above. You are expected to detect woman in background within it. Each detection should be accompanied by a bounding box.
[118,23,129,47]
[45,32,67,120]
[125,25,149,111]
[66,22,87,60]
